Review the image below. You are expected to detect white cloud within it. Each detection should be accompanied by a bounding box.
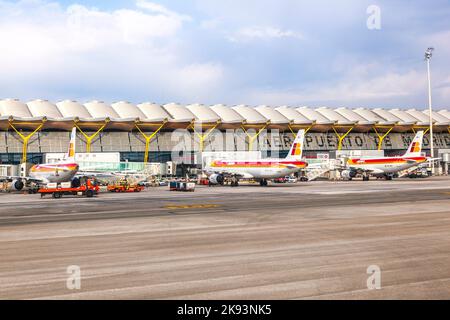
[243,67,430,107]
[228,26,304,42]
[434,76,450,102]
[0,0,224,102]
[66,4,185,47]
[423,30,450,56]
[0,0,448,107]
[136,0,191,22]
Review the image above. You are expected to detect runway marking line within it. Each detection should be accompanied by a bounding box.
[164,204,220,210]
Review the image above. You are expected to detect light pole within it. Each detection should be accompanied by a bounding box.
[425,47,435,175]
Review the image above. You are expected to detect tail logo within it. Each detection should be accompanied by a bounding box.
[409,142,420,153]
[291,143,302,156]
[67,127,76,159]
[68,142,75,157]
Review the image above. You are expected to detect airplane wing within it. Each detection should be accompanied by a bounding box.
[0,175,44,184]
[207,170,253,179]
[285,164,302,169]
[224,172,253,179]
[404,157,441,164]
[348,167,384,174]
[239,172,254,179]
[76,171,115,178]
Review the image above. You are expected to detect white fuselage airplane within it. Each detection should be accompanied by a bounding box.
[343,130,428,180]
[205,130,308,186]
[1,128,79,190]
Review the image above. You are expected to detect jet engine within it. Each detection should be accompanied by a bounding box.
[209,174,224,185]
[341,170,356,180]
[11,179,25,191]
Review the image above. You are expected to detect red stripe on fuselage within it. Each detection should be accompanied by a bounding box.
[31,163,79,172]
[348,157,426,165]
[211,160,308,169]
[213,160,307,165]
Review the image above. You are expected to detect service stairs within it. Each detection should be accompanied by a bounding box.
[306,163,332,181]
[305,159,345,181]
[398,166,420,178]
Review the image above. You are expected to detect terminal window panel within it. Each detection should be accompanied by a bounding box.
[148,132,160,152]
[5,132,34,153]
[89,132,103,153]
[174,132,195,152]
[233,130,248,152]
[257,131,279,152]
[119,151,173,163]
[0,153,43,165]
[75,131,102,152]
[129,132,147,152]
[129,131,164,152]
[157,133,177,152]
[0,131,449,160]
[39,132,68,153]
[222,130,237,151]
[158,132,193,152]
[28,135,41,153]
[100,132,131,152]
[0,132,6,153]
[205,131,226,152]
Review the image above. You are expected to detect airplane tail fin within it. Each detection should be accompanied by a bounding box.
[285,130,305,160]
[403,131,424,157]
[66,127,77,161]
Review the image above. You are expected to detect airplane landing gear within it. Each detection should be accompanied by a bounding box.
[260,179,268,186]
[230,176,239,187]
[362,173,370,181]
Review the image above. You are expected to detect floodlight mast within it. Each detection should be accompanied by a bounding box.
[425,47,435,175]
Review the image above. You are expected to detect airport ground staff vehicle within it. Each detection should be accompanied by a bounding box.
[38,178,99,198]
[107,176,144,192]
[107,184,144,192]
[169,181,195,192]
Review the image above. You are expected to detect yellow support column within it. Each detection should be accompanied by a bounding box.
[373,126,393,150]
[74,121,109,153]
[135,121,167,163]
[332,126,353,151]
[190,121,220,152]
[412,126,430,134]
[241,123,268,151]
[9,120,45,163]
[288,124,313,137]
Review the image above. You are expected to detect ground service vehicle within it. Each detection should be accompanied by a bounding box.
[107,184,144,192]
[169,181,195,192]
[38,178,99,198]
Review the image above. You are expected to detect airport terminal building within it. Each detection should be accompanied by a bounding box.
[0,99,449,167]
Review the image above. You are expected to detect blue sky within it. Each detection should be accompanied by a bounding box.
[0,0,449,108]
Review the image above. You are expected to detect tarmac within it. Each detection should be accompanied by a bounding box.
[0,176,450,299]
